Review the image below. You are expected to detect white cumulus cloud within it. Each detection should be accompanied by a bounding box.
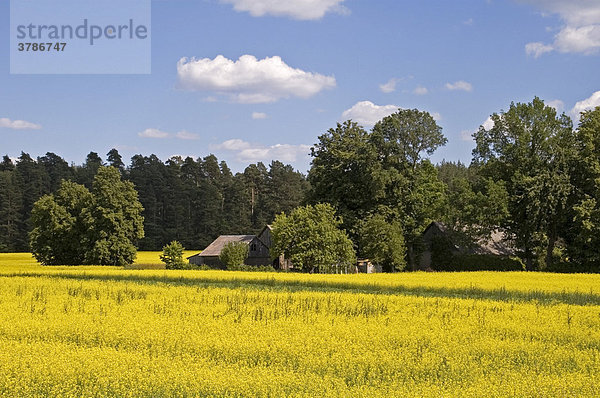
[342,101,440,127]
[215,139,310,163]
[571,91,600,120]
[252,112,268,119]
[341,101,399,127]
[0,117,41,130]
[220,0,348,20]
[525,42,554,58]
[520,0,600,56]
[177,55,336,104]
[139,128,200,140]
[445,81,473,92]
[461,117,494,142]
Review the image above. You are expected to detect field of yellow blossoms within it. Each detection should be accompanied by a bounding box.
[0,253,599,397]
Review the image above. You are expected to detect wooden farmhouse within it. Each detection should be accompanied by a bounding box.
[187,225,292,270]
[419,221,515,270]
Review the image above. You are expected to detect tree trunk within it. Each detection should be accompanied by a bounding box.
[407,244,416,271]
[545,233,557,270]
[525,245,533,271]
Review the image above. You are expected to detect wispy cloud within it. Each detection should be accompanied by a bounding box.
[138,128,170,139]
[139,128,200,140]
[546,99,565,113]
[0,117,41,130]
[379,78,400,93]
[252,112,268,119]
[176,131,200,140]
[413,86,429,95]
[445,80,473,92]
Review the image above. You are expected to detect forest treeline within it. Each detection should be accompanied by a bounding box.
[0,151,308,252]
[2,97,600,272]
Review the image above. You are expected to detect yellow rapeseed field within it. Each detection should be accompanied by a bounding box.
[0,253,599,397]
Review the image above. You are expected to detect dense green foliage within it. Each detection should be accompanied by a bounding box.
[0,152,308,252]
[219,242,250,269]
[308,110,447,269]
[358,213,406,272]
[4,100,600,272]
[473,97,574,270]
[308,102,600,272]
[160,241,187,269]
[29,167,144,266]
[271,204,356,273]
[29,181,92,265]
[567,107,600,268]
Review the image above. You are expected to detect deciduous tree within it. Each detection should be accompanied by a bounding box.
[358,212,406,272]
[271,203,355,273]
[473,97,574,269]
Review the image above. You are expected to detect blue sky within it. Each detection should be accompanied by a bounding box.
[2,0,600,172]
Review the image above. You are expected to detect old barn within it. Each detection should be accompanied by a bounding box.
[187,225,292,270]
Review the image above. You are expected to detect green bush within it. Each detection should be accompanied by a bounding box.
[219,242,249,269]
[544,261,600,274]
[433,253,524,272]
[160,241,188,270]
[226,264,276,272]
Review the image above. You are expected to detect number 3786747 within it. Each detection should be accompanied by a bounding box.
[17,43,66,52]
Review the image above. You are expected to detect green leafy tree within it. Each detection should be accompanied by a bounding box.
[30,166,144,266]
[29,181,92,265]
[83,167,145,265]
[370,108,447,172]
[369,109,448,269]
[473,97,574,269]
[271,203,356,273]
[219,242,249,269]
[358,213,406,272]
[308,111,447,270]
[307,121,385,236]
[160,240,187,269]
[443,175,509,245]
[566,106,600,268]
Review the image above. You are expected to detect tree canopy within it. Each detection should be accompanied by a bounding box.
[308,109,447,269]
[0,150,308,253]
[30,166,144,266]
[271,203,356,273]
[473,97,574,270]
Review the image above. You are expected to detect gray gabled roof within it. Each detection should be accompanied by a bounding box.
[190,235,256,258]
[423,221,514,256]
